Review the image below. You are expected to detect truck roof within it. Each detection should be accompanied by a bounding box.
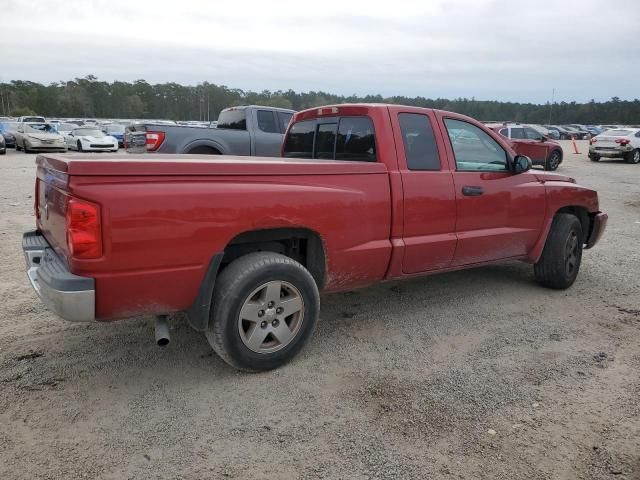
[223,105,295,114]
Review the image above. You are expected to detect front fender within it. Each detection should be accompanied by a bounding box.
[526,181,600,263]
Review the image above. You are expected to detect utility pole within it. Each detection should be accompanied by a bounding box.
[547,88,555,125]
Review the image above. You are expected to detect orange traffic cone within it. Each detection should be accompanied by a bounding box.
[572,136,580,154]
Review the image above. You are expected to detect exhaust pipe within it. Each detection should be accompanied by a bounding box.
[154,315,170,347]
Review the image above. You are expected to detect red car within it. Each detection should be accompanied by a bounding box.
[23,104,606,371]
[488,123,563,171]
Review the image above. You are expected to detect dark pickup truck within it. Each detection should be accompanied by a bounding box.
[128,105,294,156]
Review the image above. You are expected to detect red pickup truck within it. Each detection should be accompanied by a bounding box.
[23,104,607,371]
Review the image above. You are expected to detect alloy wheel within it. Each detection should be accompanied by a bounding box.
[237,280,304,354]
[565,231,579,276]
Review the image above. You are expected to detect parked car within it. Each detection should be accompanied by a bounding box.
[127,105,295,156]
[57,122,78,138]
[102,124,125,147]
[488,123,563,170]
[588,128,640,164]
[17,115,46,123]
[544,125,576,140]
[22,104,607,371]
[562,126,590,140]
[65,127,119,152]
[14,123,66,152]
[0,133,5,154]
[0,121,17,148]
[585,125,603,136]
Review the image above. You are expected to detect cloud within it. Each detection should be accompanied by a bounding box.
[1,0,639,102]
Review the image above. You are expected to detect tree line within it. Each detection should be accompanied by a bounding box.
[1,75,638,124]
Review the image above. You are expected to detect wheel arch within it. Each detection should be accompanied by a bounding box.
[528,205,594,263]
[185,227,327,332]
[183,139,225,155]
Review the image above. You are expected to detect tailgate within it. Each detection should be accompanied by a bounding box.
[35,157,72,260]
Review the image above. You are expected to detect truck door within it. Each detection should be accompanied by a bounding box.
[441,117,546,266]
[392,112,457,274]
[252,109,285,157]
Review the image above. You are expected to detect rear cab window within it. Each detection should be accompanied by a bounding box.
[217,109,247,130]
[283,116,376,162]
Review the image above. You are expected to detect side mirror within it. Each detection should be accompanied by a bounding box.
[513,155,532,173]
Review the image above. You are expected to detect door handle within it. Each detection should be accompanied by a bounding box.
[462,186,484,196]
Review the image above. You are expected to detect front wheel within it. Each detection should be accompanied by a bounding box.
[23,142,31,153]
[534,214,583,289]
[0,148,5,155]
[626,149,640,164]
[589,153,600,162]
[546,150,562,171]
[206,252,320,371]
[77,140,83,152]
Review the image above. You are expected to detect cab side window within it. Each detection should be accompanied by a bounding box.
[444,119,508,172]
[257,110,278,133]
[398,113,440,170]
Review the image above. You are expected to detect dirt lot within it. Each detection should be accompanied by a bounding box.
[0,142,638,479]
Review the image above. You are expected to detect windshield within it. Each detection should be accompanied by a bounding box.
[105,125,125,133]
[0,122,19,132]
[58,123,77,131]
[25,123,57,133]
[73,128,104,136]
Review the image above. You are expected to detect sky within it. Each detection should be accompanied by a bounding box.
[1,0,639,103]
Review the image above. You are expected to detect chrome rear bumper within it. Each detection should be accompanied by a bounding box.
[22,231,95,322]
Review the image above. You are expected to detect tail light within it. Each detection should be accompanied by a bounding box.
[615,138,630,146]
[589,138,597,145]
[145,131,165,151]
[66,197,102,259]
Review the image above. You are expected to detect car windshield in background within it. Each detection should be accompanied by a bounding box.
[217,109,247,130]
[59,123,77,131]
[106,125,125,133]
[25,123,56,133]
[0,122,20,131]
[74,128,104,136]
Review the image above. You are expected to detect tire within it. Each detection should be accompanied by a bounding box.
[206,252,320,371]
[534,214,583,290]
[0,148,5,155]
[23,141,30,153]
[15,142,21,151]
[546,150,562,171]
[589,153,600,162]
[77,140,83,152]
[625,148,640,164]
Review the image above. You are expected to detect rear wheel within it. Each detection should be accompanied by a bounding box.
[546,150,562,171]
[589,153,600,162]
[534,214,583,289]
[0,148,5,155]
[206,252,320,371]
[77,140,83,152]
[626,148,640,164]
[15,142,21,151]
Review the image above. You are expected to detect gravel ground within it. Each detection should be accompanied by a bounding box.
[0,142,638,479]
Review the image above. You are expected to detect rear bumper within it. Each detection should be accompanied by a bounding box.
[22,230,95,322]
[585,212,608,249]
[589,146,633,158]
